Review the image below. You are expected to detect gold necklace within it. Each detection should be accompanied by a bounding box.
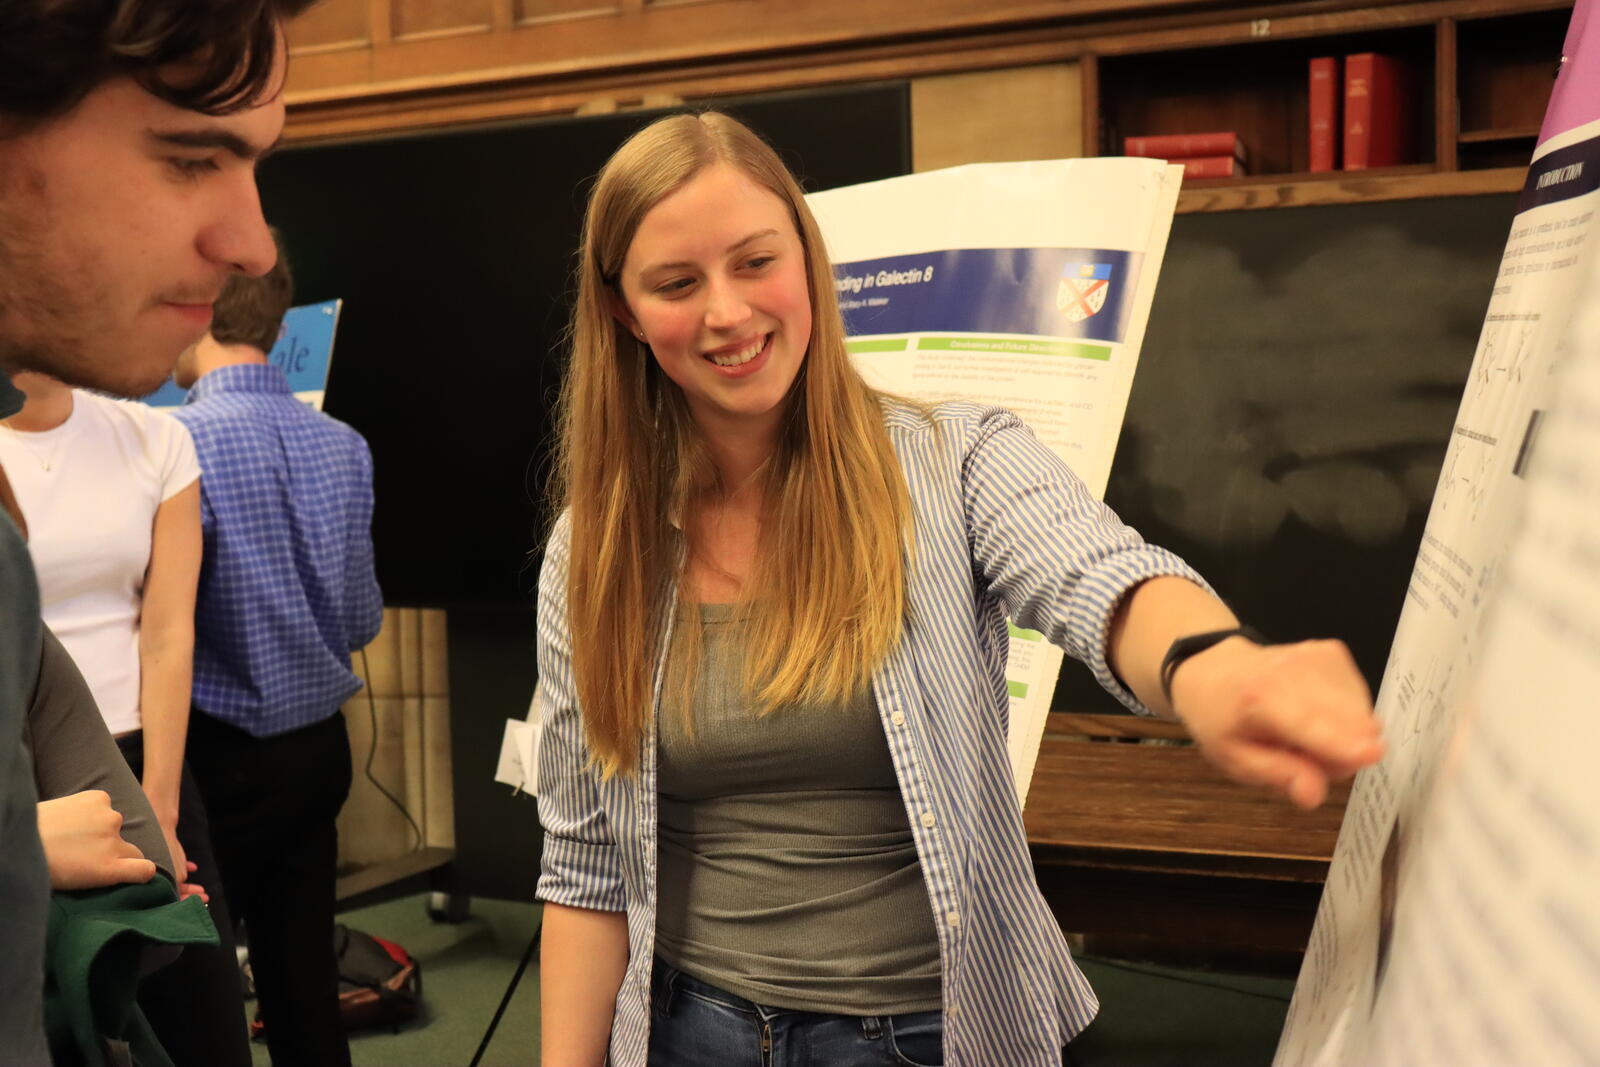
[0,420,64,473]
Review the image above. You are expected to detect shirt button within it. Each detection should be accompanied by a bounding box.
[920,811,936,829]
[946,910,961,927]
[890,711,906,727]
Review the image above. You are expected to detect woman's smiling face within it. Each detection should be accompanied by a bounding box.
[614,162,813,443]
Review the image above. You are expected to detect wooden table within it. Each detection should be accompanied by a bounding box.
[1023,714,1349,974]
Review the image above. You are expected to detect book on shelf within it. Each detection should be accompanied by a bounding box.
[1123,131,1249,167]
[1309,56,1341,172]
[1344,53,1411,169]
[1172,155,1247,179]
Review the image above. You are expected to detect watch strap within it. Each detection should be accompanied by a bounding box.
[1158,625,1265,705]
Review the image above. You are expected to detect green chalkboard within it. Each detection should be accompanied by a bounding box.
[1056,194,1519,711]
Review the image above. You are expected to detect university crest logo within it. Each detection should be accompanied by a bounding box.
[1057,263,1112,323]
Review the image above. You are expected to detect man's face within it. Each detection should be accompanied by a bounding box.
[0,63,285,397]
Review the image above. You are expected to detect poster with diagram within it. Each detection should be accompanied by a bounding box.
[1275,2,1600,1061]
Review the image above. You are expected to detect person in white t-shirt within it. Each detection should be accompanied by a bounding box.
[0,371,254,1065]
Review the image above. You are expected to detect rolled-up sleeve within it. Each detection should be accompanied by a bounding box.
[533,514,626,912]
[960,408,1208,714]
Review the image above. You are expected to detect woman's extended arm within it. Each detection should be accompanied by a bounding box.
[138,480,202,893]
[540,902,629,1067]
[1109,575,1383,809]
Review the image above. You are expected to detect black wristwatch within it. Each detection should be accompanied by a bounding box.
[1159,626,1265,704]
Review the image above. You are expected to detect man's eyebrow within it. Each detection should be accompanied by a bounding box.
[641,229,781,275]
[146,127,283,163]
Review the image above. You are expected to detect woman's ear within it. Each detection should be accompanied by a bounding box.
[607,289,643,343]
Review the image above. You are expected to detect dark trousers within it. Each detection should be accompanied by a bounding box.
[115,734,253,1067]
[187,709,354,1067]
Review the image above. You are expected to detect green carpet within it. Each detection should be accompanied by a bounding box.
[238,899,1293,1066]
[246,894,542,1067]
[1070,956,1294,1066]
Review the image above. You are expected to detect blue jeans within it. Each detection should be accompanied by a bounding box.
[648,959,944,1067]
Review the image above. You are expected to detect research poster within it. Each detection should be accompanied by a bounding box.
[1276,3,1600,1061]
[808,158,1183,802]
[144,298,342,410]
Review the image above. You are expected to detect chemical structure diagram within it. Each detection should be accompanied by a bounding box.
[1438,444,1492,522]
[1472,320,1539,400]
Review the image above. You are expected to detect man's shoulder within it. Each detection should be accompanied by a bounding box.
[178,395,367,449]
[291,406,372,467]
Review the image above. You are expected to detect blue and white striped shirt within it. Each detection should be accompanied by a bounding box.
[173,364,383,737]
[535,401,1205,1066]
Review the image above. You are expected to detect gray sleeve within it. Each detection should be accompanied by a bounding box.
[22,628,175,882]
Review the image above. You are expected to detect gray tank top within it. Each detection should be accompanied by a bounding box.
[655,603,943,1015]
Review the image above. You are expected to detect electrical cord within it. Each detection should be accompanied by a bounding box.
[1079,954,1294,1003]
[468,920,543,1067]
[356,647,424,852]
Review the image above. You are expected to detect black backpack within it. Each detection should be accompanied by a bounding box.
[250,924,422,1039]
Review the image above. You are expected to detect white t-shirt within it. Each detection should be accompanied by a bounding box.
[0,391,200,735]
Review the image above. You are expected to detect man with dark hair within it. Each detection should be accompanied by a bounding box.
[1,0,312,1058]
[173,232,383,1067]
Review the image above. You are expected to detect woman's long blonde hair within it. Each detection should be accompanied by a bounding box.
[553,111,914,777]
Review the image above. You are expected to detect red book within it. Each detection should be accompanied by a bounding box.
[1309,56,1341,172]
[1123,131,1249,166]
[1173,155,1245,179]
[1343,53,1410,169]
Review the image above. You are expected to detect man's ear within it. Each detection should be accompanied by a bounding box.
[606,289,641,340]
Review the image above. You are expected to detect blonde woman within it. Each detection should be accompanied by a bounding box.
[536,112,1382,1067]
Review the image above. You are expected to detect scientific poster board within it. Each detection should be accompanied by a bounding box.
[143,298,342,410]
[808,158,1183,803]
[1276,3,1600,1061]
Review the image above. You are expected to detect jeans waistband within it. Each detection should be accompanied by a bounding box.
[653,958,762,1015]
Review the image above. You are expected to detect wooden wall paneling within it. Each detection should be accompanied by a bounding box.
[285,25,1094,142]
[392,0,496,41]
[338,608,456,868]
[401,694,427,848]
[286,0,372,54]
[339,693,414,866]
[419,610,455,849]
[367,0,392,46]
[422,695,455,848]
[910,64,1084,172]
[515,0,626,25]
[283,0,1571,119]
[1437,17,1459,169]
[283,0,1245,102]
[359,608,403,698]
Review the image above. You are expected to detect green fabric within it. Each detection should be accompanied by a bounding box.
[45,879,219,1067]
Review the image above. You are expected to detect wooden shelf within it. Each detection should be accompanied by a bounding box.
[1089,1,1567,211]
[1458,124,1541,142]
[1174,164,1525,212]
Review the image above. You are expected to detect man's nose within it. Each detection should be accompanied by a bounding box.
[200,175,277,278]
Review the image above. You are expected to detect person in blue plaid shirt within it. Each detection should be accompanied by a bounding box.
[172,232,383,1067]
